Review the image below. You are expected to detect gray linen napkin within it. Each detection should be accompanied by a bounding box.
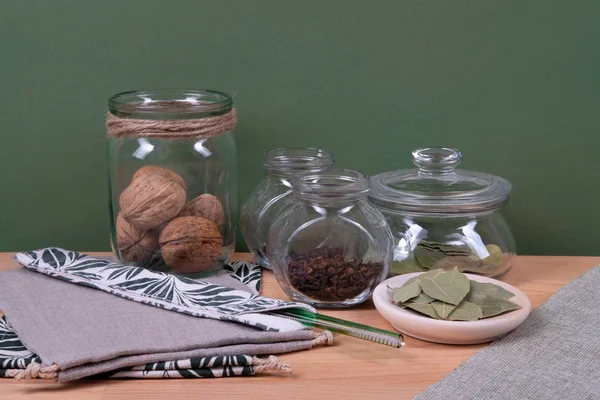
[0,261,295,379]
[0,250,324,382]
[0,325,266,379]
[416,265,600,400]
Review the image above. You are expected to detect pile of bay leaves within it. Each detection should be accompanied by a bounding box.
[391,241,503,275]
[390,268,521,321]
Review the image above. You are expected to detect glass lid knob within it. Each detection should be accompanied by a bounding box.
[411,147,462,174]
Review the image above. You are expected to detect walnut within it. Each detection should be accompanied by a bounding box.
[133,166,186,191]
[119,168,187,229]
[179,194,225,230]
[159,216,223,273]
[116,213,160,263]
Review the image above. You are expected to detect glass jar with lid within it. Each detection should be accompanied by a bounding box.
[107,89,237,276]
[240,148,334,268]
[267,169,393,308]
[369,147,515,278]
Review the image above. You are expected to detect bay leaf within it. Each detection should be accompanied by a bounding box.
[447,267,470,296]
[467,281,515,300]
[482,244,503,267]
[434,256,478,271]
[447,301,483,321]
[392,279,422,303]
[391,260,428,275]
[404,302,440,319]
[418,240,471,256]
[420,273,467,305]
[416,242,503,274]
[414,246,443,269]
[431,300,457,319]
[415,240,445,252]
[409,293,435,304]
[405,268,446,286]
[415,254,440,270]
[421,268,446,278]
[468,296,521,318]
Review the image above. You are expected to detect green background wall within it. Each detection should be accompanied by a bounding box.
[0,1,598,255]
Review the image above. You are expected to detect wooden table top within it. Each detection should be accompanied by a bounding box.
[0,252,598,400]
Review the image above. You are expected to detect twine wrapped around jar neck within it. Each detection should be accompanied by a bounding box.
[106,108,237,140]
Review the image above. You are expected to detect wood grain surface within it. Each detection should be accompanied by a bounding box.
[0,253,597,400]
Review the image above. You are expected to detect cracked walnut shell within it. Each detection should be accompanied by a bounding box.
[159,216,224,273]
[116,213,160,263]
[179,194,225,230]
[119,167,187,229]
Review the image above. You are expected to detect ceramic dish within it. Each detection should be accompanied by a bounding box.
[372,272,531,344]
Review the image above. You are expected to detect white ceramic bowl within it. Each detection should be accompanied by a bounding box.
[373,272,531,345]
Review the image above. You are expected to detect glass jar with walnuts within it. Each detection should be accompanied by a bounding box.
[107,89,238,276]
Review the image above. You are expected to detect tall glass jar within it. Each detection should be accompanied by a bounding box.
[240,148,334,269]
[267,169,393,308]
[369,147,515,278]
[107,89,237,276]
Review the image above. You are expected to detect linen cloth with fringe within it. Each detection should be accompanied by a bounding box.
[416,265,600,399]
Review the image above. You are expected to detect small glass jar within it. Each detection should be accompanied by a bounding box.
[240,148,334,268]
[107,89,237,276]
[267,169,393,308]
[369,147,515,278]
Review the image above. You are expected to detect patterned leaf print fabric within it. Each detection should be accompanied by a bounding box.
[0,317,40,371]
[223,261,262,294]
[14,248,313,332]
[85,355,255,379]
[105,366,252,379]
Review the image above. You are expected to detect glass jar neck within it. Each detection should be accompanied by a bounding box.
[263,148,334,178]
[412,147,462,176]
[108,89,233,120]
[292,169,370,206]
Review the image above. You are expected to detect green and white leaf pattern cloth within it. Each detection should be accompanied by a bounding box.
[14,248,313,332]
[223,261,262,294]
[85,355,256,379]
[0,316,40,371]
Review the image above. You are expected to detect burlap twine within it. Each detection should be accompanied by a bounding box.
[106,107,237,139]
[7,363,60,380]
[311,330,335,346]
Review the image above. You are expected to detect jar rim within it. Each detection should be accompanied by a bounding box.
[263,147,334,177]
[293,168,370,202]
[108,89,233,119]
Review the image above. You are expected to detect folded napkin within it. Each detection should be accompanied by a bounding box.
[0,248,331,381]
[417,265,600,400]
[0,316,287,379]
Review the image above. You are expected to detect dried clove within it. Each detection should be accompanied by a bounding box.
[288,246,383,302]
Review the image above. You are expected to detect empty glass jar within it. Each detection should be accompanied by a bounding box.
[369,147,515,278]
[240,148,334,268]
[107,89,237,276]
[267,169,393,308]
